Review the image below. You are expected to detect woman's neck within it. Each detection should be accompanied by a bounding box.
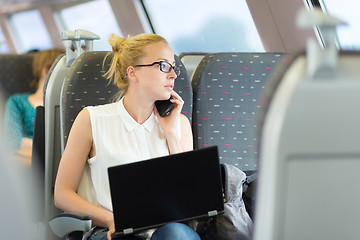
[28,77,45,108]
[122,94,153,124]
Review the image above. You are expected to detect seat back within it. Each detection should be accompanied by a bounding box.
[59,51,192,204]
[60,51,119,206]
[60,51,119,151]
[191,52,285,171]
[39,31,100,240]
[179,52,207,81]
[0,53,34,115]
[174,54,193,122]
[254,50,360,240]
[27,52,73,240]
[41,54,71,240]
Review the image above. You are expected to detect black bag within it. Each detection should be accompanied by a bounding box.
[194,164,253,240]
[242,172,257,220]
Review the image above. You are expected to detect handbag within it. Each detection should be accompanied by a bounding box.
[194,163,253,240]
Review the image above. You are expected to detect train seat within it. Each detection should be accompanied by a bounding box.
[50,51,120,239]
[49,51,192,239]
[31,29,100,240]
[31,53,65,224]
[253,8,360,240]
[191,52,285,172]
[39,53,71,240]
[254,49,360,240]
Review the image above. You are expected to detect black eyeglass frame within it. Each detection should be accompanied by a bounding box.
[134,61,181,76]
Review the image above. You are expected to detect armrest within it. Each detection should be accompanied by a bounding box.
[49,213,92,238]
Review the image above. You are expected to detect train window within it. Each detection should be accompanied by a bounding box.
[142,0,264,54]
[320,0,360,50]
[0,28,9,53]
[57,0,122,51]
[10,9,52,53]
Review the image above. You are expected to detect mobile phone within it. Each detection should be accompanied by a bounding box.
[155,98,175,117]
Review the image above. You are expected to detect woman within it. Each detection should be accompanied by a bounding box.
[3,48,64,167]
[54,33,198,240]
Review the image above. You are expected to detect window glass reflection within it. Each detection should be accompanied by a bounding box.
[10,9,52,53]
[58,0,122,51]
[321,0,360,50]
[0,27,9,53]
[143,0,264,54]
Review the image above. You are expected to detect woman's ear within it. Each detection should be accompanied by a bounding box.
[41,67,48,80]
[126,66,137,82]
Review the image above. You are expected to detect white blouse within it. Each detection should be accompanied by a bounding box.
[85,98,180,211]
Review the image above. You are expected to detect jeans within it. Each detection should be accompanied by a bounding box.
[88,223,200,240]
[151,223,200,240]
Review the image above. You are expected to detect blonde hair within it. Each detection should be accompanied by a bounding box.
[31,48,65,90]
[104,33,168,97]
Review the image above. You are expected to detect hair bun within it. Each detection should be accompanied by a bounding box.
[108,33,127,52]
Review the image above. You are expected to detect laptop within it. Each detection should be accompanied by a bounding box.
[108,146,224,237]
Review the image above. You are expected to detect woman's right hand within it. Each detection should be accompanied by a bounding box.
[105,212,115,240]
[107,225,115,240]
[107,224,115,240]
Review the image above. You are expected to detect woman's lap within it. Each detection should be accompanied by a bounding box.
[88,227,144,240]
[151,223,200,240]
[88,223,200,240]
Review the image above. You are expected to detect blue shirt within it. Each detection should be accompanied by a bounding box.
[3,92,35,151]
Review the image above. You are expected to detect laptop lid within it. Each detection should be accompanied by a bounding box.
[108,146,224,236]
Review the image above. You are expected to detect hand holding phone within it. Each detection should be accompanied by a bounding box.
[155,97,175,117]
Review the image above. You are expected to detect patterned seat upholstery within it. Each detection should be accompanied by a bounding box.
[60,51,119,148]
[192,52,285,171]
[174,54,193,123]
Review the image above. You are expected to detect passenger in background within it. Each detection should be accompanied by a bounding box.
[3,48,64,167]
[54,33,197,240]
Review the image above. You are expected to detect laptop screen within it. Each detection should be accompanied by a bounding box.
[108,146,224,234]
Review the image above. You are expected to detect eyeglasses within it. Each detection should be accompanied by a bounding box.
[134,61,181,76]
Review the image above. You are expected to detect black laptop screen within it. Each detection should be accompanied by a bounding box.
[108,146,224,234]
